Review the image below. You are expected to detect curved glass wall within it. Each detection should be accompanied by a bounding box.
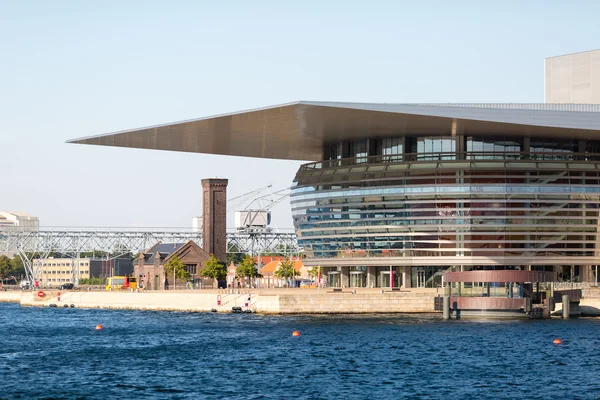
[296,135,600,283]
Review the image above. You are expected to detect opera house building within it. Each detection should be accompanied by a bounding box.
[69,100,600,289]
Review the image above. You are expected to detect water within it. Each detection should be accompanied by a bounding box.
[2,303,600,399]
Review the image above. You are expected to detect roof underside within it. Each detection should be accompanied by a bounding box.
[68,101,600,162]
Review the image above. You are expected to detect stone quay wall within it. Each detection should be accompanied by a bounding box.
[0,291,22,303]
[2,288,439,314]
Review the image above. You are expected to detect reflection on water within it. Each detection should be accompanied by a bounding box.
[2,303,600,399]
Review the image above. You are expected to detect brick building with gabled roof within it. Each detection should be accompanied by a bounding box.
[134,240,213,290]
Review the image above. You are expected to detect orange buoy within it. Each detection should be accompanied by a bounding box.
[95,324,103,330]
[553,338,562,344]
[292,330,301,337]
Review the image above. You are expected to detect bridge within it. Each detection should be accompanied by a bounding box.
[0,228,300,284]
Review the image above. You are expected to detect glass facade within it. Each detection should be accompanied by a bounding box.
[409,136,456,160]
[296,135,600,287]
[379,137,403,162]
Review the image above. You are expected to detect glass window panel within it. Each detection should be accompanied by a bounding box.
[349,139,368,163]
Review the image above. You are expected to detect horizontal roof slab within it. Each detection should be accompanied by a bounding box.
[68,101,600,161]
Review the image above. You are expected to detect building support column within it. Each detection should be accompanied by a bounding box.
[406,267,413,288]
[367,266,376,288]
[341,267,349,288]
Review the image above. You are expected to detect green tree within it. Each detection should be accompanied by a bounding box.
[201,254,226,288]
[79,250,110,259]
[235,255,262,287]
[226,243,245,265]
[307,266,322,280]
[80,277,107,286]
[10,256,25,280]
[261,243,290,257]
[274,257,299,287]
[164,255,190,290]
[0,255,11,283]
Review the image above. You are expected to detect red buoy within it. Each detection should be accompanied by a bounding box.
[96,324,103,330]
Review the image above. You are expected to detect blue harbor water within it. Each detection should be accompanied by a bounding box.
[2,303,600,399]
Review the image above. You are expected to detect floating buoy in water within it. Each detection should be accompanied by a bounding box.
[96,324,103,330]
[292,331,301,337]
[553,338,562,344]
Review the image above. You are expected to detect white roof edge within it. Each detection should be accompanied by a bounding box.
[67,101,600,147]
[545,48,600,59]
[66,101,304,144]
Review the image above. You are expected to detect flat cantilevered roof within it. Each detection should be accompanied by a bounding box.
[68,101,600,161]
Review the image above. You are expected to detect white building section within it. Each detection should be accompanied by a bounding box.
[192,216,202,233]
[545,49,600,104]
[0,211,39,231]
[0,211,39,257]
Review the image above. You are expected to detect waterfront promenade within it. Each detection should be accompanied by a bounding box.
[5,286,600,316]
[0,287,440,314]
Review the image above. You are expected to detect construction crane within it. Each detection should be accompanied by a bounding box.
[234,186,291,234]
[192,184,277,232]
[192,184,291,234]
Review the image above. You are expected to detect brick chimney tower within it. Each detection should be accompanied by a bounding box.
[201,178,228,263]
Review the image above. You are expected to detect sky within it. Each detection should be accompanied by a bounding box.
[1,0,600,230]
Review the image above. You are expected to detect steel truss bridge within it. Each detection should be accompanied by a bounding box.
[0,229,300,284]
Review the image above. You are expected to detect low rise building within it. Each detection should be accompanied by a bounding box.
[32,257,134,287]
[226,262,237,288]
[33,257,91,287]
[89,258,134,279]
[134,241,213,289]
[259,259,307,288]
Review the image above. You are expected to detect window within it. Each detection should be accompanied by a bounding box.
[349,139,368,163]
[324,143,341,161]
[410,137,456,160]
[185,265,197,275]
[467,136,521,159]
[380,137,403,161]
[530,139,577,160]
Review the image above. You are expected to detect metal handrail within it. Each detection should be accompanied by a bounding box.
[301,151,600,171]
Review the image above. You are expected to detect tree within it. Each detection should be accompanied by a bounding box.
[10,256,25,279]
[79,250,110,259]
[201,254,227,288]
[274,257,299,287]
[164,255,190,290]
[0,256,25,284]
[0,255,11,283]
[261,243,290,257]
[235,255,262,288]
[226,243,245,265]
[307,266,322,281]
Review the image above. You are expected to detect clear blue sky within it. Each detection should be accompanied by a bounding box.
[1,0,599,229]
